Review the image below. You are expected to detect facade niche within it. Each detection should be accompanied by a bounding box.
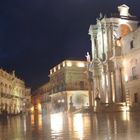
[130,40,134,49]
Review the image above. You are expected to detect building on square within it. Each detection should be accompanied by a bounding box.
[0,69,31,115]
[88,4,140,111]
[32,60,91,113]
[31,82,51,114]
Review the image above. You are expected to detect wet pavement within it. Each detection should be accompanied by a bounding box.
[0,111,140,140]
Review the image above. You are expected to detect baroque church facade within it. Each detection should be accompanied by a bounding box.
[88,4,140,110]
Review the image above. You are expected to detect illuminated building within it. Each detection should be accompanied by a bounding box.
[33,60,90,113]
[88,4,140,110]
[122,27,140,108]
[32,82,51,113]
[0,69,31,115]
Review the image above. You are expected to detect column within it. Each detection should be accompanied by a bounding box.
[106,71,112,103]
[111,71,116,103]
[115,67,123,102]
[89,25,97,59]
[106,23,113,57]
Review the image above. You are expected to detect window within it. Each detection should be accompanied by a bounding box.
[130,40,134,49]
[134,93,138,103]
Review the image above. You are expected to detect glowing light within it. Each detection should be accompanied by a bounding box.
[112,93,115,103]
[63,62,65,67]
[61,99,64,103]
[58,64,60,70]
[67,62,72,67]
[122,105,130,112]
[122,111,130,121]
[111,72,115,102]
[124,74,128,82]
[50,70,52,75]
[38,103,42,112]
[77,62,85,68]
[116,40,121,47]
[101,74,105,92]
[106,96,109,103]
[94,100,97,107]
[50,113,63,132]
[30,106,34,113]
[54,67,56,72]
[38,114,43,130]
[73,113,84,139]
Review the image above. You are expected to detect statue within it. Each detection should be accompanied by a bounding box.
[69,96,75,112]
[95,88,100,101]
[85,52,91,62]
[99,12,103,19]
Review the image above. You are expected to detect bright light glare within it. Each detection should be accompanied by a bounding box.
[73,113,84,139]
[122,111,130,121]
[67,62,72,67]
[54,67,56,72]
[58,64,60,69]
[30,106,34,113]
[50,113,63,132]
[38,114,43,130]
[77,62,85,67]
[38,103,42,112]
[116,40,121,46]
[123,60,128,82]
[124,74,128,82]
[122,105,130,112]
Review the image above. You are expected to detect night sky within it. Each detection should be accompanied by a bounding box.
[0,0,140,90]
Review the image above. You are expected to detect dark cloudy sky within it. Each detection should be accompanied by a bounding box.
[0,0,140,90]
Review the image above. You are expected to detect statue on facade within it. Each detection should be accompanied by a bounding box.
[69,96,75,112]
[99,12,103,20]
[85,52,91,62]
[95,88,100,101]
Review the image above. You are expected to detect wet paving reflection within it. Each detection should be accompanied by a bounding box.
[0,111,140,140]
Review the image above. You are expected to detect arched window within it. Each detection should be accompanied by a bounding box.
[130,40,134,49]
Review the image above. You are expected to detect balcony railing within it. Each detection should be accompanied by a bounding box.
[0,92,24,99]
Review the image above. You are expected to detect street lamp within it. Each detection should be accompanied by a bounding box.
[57,99,65,112]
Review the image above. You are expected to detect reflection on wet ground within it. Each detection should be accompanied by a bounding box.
[0,111,140,140]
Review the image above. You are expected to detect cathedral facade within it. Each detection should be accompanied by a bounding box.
[88,4,140,110]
